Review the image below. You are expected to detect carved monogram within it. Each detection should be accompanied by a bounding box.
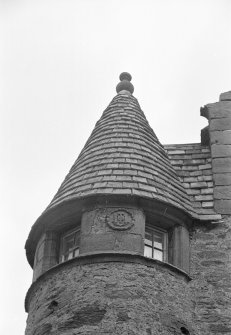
[107,209,134,230]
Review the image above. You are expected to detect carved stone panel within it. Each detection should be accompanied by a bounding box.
[106,209,134,230]
[91,209,107,234]
[80,206,145,255]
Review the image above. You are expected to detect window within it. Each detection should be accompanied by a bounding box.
[60,228,80,263]
[144,226,167,262]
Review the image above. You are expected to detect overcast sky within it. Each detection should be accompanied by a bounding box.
[0,0,231,333]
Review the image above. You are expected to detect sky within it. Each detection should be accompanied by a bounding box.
[0,0,230,333]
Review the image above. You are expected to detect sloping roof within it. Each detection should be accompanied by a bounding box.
[164,143,221,221]
[44,91,194,217]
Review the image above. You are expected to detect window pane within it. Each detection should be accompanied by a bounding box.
[60,228,80,263]
[154,249,163,261]
[67,251,73,260]
[144,245,152,258]
[144,226,167,262]
[153,231,163,250]
[145,230,152,246]
[64,235,75,252]
[74,248,79,257]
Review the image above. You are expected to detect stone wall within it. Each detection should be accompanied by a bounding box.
[191,91,231,334]
[190,216,231,335]
[25,258,196,335]
[33,232,58,282]
[201,91,231,214]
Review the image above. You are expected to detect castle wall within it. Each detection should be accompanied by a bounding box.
[190,217,231,335]
[25,258,196,335]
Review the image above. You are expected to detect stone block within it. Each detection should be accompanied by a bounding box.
[198,164,211,170]
[207,181,213,187]
[212,158,231,173]
[215,199,231,214]
[210,130,231,145]
[191,153,211,159]
[207,101,231,118]
[201,188,213,194]
[214,186,231,199]
[202,201,214,208]
[210,118,231,131]
[190,182,207,188]
[202,169,212,175]
[211,144,231,157]
[220,91,231,101]
[213,173,231,185]
[195,195,213,201]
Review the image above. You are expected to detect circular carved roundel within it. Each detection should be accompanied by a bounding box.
[106,209,134,230]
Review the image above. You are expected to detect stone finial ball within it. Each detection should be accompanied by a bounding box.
[119,72,132,82]
[116,72,134,94]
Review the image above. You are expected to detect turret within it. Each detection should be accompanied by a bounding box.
[25,75,231,335]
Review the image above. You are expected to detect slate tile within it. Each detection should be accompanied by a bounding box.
[113,188,132,194]
[190,182,207,188]
[186,189,201,195]
[202,201,214,208]
[195,195,213,201]
[201,188,213,195]
[199,164,212,170]
[189,171,202,177]
[167,150,185,155]
[133,176,147,183]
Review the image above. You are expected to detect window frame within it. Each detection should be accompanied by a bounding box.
[59,227,80,263]
[144,225,168,262]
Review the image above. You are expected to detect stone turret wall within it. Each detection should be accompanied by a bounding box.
[25,258,196,335]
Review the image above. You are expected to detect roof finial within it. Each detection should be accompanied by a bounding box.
[116,72,134,94]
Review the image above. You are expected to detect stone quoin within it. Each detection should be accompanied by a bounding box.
[25,74,231,335]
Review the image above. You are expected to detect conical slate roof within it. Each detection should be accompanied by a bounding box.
[44,75,194,216]
[26,73,196,265]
